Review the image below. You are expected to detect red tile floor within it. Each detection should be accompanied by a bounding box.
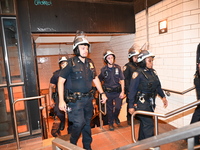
[0,117,187,150]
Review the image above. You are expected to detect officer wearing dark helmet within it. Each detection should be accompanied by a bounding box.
[123,46,140,125]
[98,50,125,131]
[49,57,68,136]
[128,50,168,140]
[58,31,107,150]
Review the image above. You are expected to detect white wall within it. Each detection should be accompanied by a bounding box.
[91,0,200,128]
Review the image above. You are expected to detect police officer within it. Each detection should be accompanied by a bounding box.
[123,46,140,125]
[58,31,107,150]
[190,61,200,145]
[98,50,125,131]
[128,50,168,140]
[49,56,68,134]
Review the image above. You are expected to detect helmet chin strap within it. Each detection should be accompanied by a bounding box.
[108,62,114,65]
[79,54,86,58]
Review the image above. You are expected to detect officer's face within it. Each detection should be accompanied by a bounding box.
[60,62,67,69]
[79,45,89,57]
[106,55,114,65]
[145,57,154,69]
[132,55,138,63]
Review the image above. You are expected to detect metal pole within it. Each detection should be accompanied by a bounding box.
[145,0,149,50]
[154,116,158,136]
[12,95,45,150]
[12,101,21,150]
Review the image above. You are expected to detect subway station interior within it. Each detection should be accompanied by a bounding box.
[0,0,200,149]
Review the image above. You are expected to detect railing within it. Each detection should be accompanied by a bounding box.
[99,94,107,129]
[163,86,195,96]
[115,121,200,150]
[13,95,45,150]
[52,135,85,150]
[130,100,200,143]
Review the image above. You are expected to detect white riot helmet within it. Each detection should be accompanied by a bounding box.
[128,47,140,59]
[73,36,90,50]
[103,50,115,60]
[103,50,116,64]
[137,50,155,63]
[59,56,67,64]
[73,31,90,56]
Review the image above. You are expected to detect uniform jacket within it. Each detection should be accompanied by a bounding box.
[59,56,96,93]
[128,67,165,108]
[98,64,125,89]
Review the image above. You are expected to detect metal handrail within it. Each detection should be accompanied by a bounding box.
[163,86,195,95]
[116,121,200,150]
[13,95,45,150]
[131,100,200,143]
[99,94,107,129]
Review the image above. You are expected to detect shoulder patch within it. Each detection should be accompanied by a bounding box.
[132,72,138,79]
[123,66,127,71]
[89,62,94,69]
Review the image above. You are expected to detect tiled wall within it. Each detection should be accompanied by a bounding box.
[91,0,200,128]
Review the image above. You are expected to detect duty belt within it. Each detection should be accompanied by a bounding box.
[64,89,94,103]
[68,91,93,98]
[103,86,121,93]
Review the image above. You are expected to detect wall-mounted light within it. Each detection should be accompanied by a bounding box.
[159,19,167,34]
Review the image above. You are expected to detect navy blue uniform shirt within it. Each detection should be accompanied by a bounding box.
[50,69,67,92]
[98,64,125,88]
[59,56,96,93]
[128,68,165,108]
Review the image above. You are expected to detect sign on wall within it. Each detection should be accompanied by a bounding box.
[28,0,135,33]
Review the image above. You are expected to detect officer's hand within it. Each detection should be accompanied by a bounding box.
[128,108,135,115]
[100,94,107,104]
[162,97,168,108]
[119,92,126,99]
[59,100,67,112]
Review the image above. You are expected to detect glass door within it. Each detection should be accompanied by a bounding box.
[0,17,30,142]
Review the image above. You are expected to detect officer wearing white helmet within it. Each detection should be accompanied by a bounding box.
[123,46,140,125]
[128,50,168,140]
[58,31,107,150]
[49,56,69,136]
[99,50,125,131]
[73,31,90,57]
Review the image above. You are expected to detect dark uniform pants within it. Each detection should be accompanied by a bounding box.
[136,100,154,141]
[67,96,93,150]
[106,92,122,125]
[190,105,200,144]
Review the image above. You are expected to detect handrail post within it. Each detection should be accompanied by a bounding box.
[154,116,158,136]
[13,101,21,150]
[131,114,136,143]
[12,95,45,150]
[98,94,107,129]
